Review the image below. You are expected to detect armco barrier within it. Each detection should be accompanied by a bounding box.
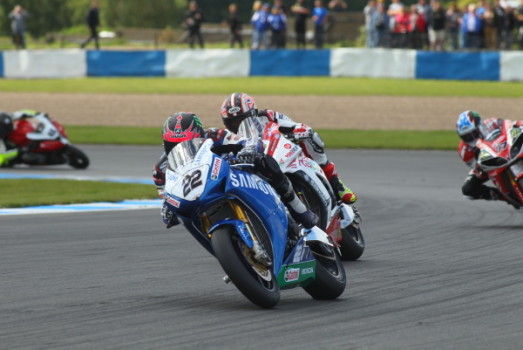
[87,50,165,77]
[416,51,500,81]
[331,48,416,79]
[0,48,522,81]
[250,49,330,76]
[3,49,85,79]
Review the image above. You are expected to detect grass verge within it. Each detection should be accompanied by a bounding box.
[67,126,459,150]
[0,179,157,208]
[1,77,521,97]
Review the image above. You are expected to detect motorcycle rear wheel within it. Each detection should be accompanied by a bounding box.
[303,249,346,300]
[211,226,280,309]
[65,145,89,169]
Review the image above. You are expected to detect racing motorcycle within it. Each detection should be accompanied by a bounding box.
[6,112,89,169]
[476,120,523,207]
[237,118,365,261]
[163,137,346,309]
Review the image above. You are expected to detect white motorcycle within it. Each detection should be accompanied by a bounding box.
[237,118,365,261]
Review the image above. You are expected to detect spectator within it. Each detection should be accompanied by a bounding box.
[375,1,390,47]
[291,0,310,48]
[461,4,482,50]
[416,0,430,18]
[364,0,378,48]
[387,0,404,35]
[251,2,271,49]
[227,3,243,48]
[8,5,28,50]
[493,0,505,48]
[500,5,516,49]
[269,5,287,48]
[80,1,100,49]
[409,5,426,49]
[328,0,348,11]
[427,0,446,51]
[517,0,523,49]
[476,0,487,48]
[274,0,289,15]
[446,1,461,50]
[313,0,329,48]
[391,6,410,48]
[184,1,204,49]
[483,3,497,49]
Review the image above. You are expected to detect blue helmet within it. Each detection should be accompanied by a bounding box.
[456,110,482,145]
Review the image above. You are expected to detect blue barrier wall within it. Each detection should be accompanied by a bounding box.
[416,51,500,81]
[1,49,522,81]
[250,50,330,76]
[87,50,166,77]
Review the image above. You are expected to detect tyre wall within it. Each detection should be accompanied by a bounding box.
[0,49,522,81]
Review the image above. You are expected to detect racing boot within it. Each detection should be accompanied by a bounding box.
[322,161,357,204]
[273,176,318,229]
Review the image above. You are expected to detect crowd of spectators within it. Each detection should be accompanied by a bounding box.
[364,0,523,50]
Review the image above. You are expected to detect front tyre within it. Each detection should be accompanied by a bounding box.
[303,249,346,300]
[211,227,280,309]
[65,145,89,169]
[339,224,365,261]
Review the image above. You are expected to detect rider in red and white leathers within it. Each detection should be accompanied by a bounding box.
[219,92,357,204]
[457,110,522,208]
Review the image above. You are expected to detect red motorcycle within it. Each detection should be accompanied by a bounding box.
[476,120,523,207]
[6,112,89,169]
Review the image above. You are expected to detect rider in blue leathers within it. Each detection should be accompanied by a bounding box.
[153,112,318,229]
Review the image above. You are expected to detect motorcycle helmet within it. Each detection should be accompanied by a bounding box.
[0,112,14,139]
[220,92,258,133]
[456,110,482,146]
[162,112,205,154]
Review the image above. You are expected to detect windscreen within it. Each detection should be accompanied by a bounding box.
[167,138,206,171]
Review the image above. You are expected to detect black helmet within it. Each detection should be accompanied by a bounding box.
[220,92,258,133]
[0,112,14,139]
[162,112,205,154]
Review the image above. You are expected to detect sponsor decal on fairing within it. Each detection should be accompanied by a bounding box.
[284,268,300,282]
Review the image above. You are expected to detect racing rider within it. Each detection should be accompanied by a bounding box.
[153,112,319,229]
[456,110,521,208]
[218,92,358,204]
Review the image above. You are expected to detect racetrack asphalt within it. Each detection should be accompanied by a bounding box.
[1,146,523,349]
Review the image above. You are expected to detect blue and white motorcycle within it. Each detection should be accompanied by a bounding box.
[163,138,346,308]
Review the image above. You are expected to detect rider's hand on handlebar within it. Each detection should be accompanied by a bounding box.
[236,147,262,164]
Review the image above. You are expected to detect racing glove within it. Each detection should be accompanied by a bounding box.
[161,203,180,229]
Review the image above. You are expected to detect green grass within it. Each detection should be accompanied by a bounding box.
[1,77,521,97]
[0,179,157,208]
[67,125,458,150]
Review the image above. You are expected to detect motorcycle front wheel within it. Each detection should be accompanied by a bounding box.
[303,249,346,300]
[65,145,90,169]
[339,223,365,261]
[211,226,280,309]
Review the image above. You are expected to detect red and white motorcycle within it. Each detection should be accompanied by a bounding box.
[476,120,523,207]
[238,117,365,261]
[6,111,89,169]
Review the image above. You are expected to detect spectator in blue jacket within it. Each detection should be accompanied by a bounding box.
[461,4,483,49]
[313,0,329,48]
[251,2,271,49]
[269,5,288,48]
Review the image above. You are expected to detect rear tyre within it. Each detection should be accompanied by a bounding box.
[303,249,346,300]
[211,226,280,309]
[339,224,365,261]
[66,145,89,169]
